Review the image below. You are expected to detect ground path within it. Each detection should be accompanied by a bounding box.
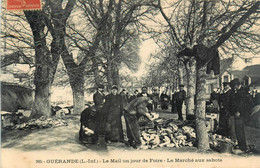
[1,109,260,168]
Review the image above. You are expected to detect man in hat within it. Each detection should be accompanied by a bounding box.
[218,82,231,136]
[173,85,186,120]
[228,78,253,152]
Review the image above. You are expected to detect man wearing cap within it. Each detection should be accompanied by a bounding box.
[218,82,231,136]
[228,78,253,152]
[93,84,106,141]
[173,85,186,120]
[93,84,105,109]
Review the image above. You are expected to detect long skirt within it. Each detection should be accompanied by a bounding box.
[124,112,141,147]
[105,113,124,142]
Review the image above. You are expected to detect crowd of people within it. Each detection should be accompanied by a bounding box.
[79,79,259,152]
[78,84,187,148]
[79,85,154,148]
[210,78,259,153]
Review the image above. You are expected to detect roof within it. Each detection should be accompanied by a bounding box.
[231,64,260,85]
[1,52,20,67]
[1,52,33,68]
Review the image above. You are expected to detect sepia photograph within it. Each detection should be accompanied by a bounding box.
[1,0,260,168]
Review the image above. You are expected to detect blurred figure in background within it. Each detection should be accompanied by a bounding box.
[129,90,139,102]
[151,88,160,109]
[137,86,153,111]
[173,85,186,120]
[160,90,170,110]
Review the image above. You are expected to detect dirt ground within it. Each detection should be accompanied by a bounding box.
[1,109,260,168]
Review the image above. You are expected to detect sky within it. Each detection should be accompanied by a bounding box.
[131,39,159,79]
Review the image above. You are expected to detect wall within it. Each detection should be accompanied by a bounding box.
[1,82,34,112]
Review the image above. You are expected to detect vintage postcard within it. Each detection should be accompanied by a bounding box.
[1,0,260,168]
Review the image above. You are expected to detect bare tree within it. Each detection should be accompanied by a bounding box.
[1,0,76,118]
[156,0,260,150]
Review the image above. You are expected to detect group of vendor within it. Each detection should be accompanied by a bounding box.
[79,85,154,148]
[213,78,256,152]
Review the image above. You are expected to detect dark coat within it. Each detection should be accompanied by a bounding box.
[120,92,129,109]
[229,87,254,120]
[104,94,123,141]
[79,107,98,143]
[173,90,186,105]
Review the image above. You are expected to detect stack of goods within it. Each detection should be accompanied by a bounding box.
[138,117,197,149]
[12,116,68,130]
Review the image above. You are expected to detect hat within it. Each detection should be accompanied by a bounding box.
[111,85,118,90]
[179,84,184,87]
[230,78,240,87]
[97,84,104,89]
[142,86,148,89]
[122,89,126,92]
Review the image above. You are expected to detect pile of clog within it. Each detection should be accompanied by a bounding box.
[12,116,68,130]
[139,118,197,149]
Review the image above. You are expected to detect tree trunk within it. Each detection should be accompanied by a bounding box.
[195,64,210,151]
[61,43,85,115]
[25,11,56,118]
[112,65,120,86]
[31,83,51,118]
[178,62,184,86]
[70,73,85,114]
[107,54,113,90]
[186,59,196,120]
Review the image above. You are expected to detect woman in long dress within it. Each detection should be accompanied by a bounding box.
[104,85,124,142]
